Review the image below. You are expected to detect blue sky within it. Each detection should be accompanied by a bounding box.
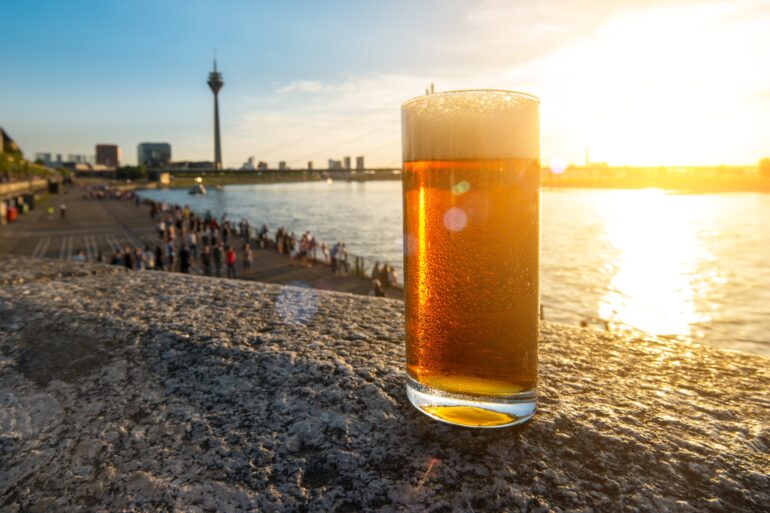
[3,0,770,167]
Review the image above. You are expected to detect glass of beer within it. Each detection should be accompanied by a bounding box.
[401,90,540,428]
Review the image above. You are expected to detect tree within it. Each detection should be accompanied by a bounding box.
[116,165,148,180]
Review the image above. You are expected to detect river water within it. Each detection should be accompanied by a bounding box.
[140,182,770,356]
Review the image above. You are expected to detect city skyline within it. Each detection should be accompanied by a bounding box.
[2,0,770,168]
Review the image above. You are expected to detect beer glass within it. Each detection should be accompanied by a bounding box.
[401,90,540,428]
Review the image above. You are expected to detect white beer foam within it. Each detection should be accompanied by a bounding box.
[401,90,540,161]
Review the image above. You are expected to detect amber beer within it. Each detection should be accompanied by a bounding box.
[401,90,540,428]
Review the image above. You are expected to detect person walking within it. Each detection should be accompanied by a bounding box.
[201,245,212,276]
[371,261,381,280]
[242,243,253,272]
[179,245,191,274]
[143,245,154,270]
[133,248,145,270]
[379,263,390,286]
[213,242,224,278]
[156,219,166,240]
[165,240,176,271]
[122,246,134,270]
[154,245,164,270]
[369,279,386,297]
[387,265,399,287]
[330,242,339,274]
[226,245,237,279]
[339,243,349,274]
[222,222,231,246]
[187,231,198,258]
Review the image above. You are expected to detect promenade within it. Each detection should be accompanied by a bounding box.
[0,188,404,299]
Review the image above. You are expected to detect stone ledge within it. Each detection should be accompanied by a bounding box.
[0,256,767,512]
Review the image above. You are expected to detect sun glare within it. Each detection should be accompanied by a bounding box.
[526,2,770,166]
[596,189,712,337]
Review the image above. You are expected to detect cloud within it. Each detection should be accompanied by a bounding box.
[230,73,439,167]
[225,0,770,168]
[275,80,324,94]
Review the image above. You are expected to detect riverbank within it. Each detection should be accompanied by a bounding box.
[0,186,403,299]
[165,169,401,188]
[542,174,770,193]
[1,256,767,512]
[163,169,770,193]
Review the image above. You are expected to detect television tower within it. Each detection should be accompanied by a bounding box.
[207,54,224,170]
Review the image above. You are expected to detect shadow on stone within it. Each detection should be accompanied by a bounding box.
[17,327,111,387]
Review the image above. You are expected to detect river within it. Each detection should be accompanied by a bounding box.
[140,182,770,356]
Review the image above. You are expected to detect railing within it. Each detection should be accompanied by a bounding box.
[242,225,397,284]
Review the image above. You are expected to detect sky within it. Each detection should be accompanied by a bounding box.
[2,0,770,168]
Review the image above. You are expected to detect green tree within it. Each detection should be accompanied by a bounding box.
[116,165,148,180]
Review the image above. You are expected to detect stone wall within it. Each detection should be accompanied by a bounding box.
[0,256,767,512]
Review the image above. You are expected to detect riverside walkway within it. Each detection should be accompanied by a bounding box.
[0,187,404,299]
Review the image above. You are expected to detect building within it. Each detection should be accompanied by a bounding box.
[328,159,342,170]
[356,156,365,171]
[67,154,91,164]
[278,161,287,171]
[137,143,172,168]
[33,153,63,168]
[307,161,313,170]
[241,157,256,171]
[257,161,268,170]
[343,156,351,170]
[95,144,120,168]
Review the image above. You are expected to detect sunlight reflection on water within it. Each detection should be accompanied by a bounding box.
[596,189,711,337]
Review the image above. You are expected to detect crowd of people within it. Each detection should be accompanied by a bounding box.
[91,190,400,294]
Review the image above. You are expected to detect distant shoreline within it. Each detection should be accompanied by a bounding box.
[162,171,401,188]
[541,176,770,193]
[152,173,770,193]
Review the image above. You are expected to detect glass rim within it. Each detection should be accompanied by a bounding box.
[401,89,540,109]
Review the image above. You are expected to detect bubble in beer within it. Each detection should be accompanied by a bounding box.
[443,207,467,232]
[451,181,471,195]
[550,158,567,174]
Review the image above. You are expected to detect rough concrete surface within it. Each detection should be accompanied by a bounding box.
[0,256,767,512]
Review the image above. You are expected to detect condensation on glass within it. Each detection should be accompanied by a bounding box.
[401,90,540,428]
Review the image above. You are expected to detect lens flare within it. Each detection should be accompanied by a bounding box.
[549,158,567,174]
[443,207,467,232]
[274,282,319,325]
[451,181,471,195]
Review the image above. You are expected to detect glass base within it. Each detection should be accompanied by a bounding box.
[406,376,536,428]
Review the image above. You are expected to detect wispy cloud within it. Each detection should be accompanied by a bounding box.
[275,80,324,94]
[226,0,770,167]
